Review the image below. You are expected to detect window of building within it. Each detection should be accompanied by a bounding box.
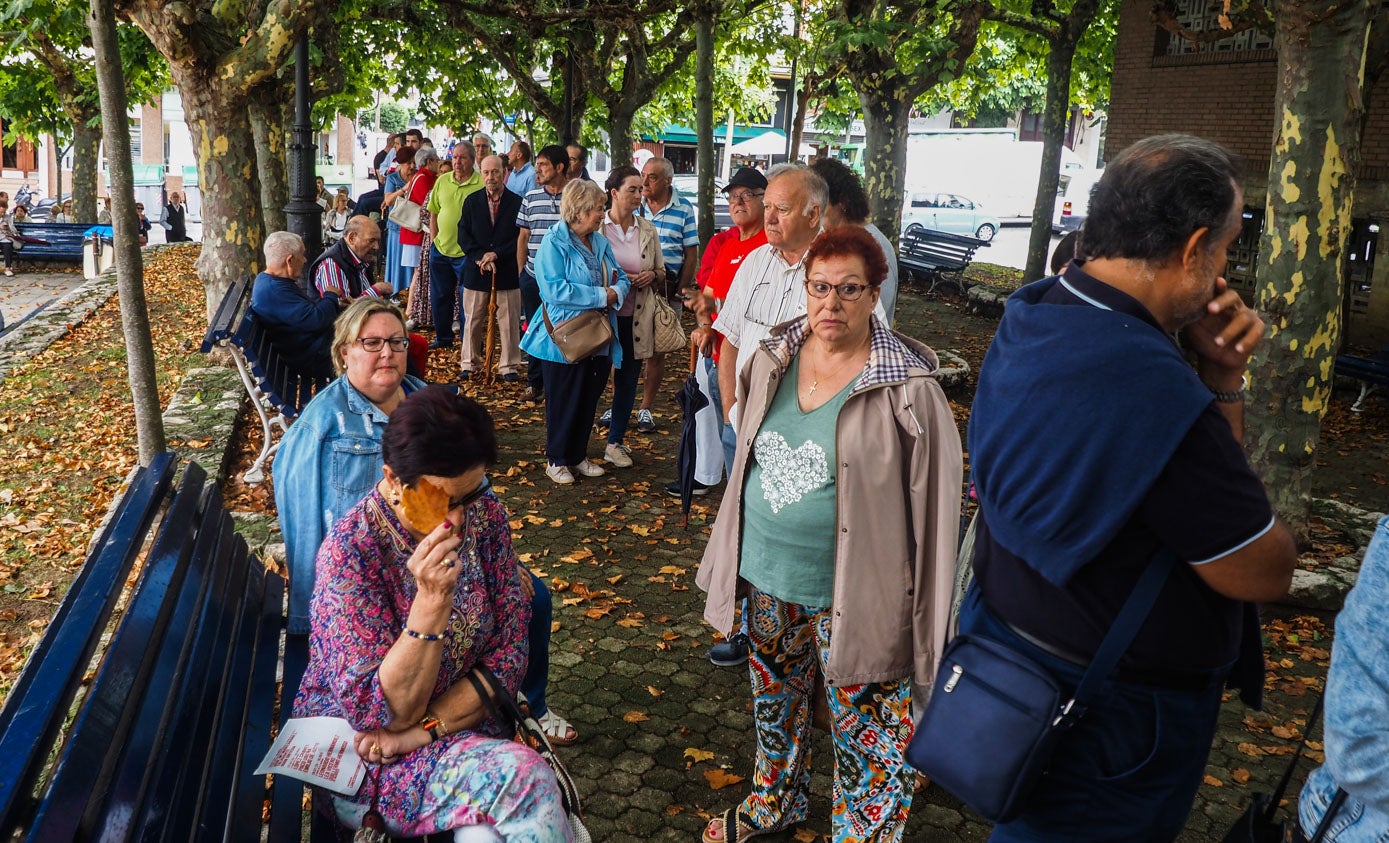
[0,119,37,172]
[129,116,141,165]
[1158,0,1273,55]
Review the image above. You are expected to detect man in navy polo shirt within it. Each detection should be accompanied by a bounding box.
[964,135,1298,840]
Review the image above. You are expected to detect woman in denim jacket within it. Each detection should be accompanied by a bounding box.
[1298,514,1389,840]
[275,299,579,744]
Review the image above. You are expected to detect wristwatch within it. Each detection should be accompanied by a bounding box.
[419,713,443,742]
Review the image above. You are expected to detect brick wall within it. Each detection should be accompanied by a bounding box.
[1107,0,1389,195]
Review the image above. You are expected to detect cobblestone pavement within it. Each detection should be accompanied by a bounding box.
[0,269,86,329]
[465,326,1329,842]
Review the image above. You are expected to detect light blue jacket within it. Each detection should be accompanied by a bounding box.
[272,373,427,633]
[1300,513,1389,841]
[519,219,631,368]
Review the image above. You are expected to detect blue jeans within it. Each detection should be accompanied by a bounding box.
[429,246,467,343]
[608,315,639,446]
[521,569,553,717]
[959,585,1227,842]
[520,269,543,390]
[704,355,735,477]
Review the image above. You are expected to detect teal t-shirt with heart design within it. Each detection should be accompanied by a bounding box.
[739,354,856,608]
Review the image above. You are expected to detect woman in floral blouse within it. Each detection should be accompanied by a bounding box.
[293,386,571,841]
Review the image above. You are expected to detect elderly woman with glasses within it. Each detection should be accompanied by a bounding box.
[696,225,963,843]
[275,299,580,746]
[292,386,573,841]
[519,178,631,485]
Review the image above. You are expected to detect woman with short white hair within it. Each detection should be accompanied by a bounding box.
[519,179,632,485]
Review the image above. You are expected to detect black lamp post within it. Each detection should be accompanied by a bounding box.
[285,35,322,266]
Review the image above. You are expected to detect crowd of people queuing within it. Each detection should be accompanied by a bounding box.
[241,129,1383,843]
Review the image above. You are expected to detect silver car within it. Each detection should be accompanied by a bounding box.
[901,191,1000,242]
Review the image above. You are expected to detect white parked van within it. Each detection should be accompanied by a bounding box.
[1052,170,1102,233]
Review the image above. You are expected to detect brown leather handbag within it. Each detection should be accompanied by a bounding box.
[542,265,614,363]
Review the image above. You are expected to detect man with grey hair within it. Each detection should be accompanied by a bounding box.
[426,139,484,348]
[310,215,388,301]
[472,132,494,161]
[249,231,341,379]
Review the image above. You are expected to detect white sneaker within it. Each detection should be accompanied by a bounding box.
[573,459,606,478]
[545,464,574,485]
[637,408,656,432]
[605,443,633,468]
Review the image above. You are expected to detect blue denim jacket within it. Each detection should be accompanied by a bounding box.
[272,374,426,633]
[1299,514,1389,841]
[518,220,630,367]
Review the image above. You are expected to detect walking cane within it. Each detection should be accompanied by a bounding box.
[482,266,498,386]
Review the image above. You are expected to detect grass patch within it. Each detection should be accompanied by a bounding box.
[0,246,207,702]
[966,261,1025,292]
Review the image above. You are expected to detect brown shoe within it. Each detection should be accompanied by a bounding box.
[526,387,544,402]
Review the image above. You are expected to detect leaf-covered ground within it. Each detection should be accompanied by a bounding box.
[0,245,204,698]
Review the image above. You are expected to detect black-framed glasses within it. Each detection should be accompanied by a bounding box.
[806,280,870,301]
[727,191,763,205]
[448,476,491,510]
[355,336,410,352]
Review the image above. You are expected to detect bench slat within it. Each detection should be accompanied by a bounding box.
[230,570,287,843]
[25,463,208,841]
[270,635,313,843]
[0,454,176,837]
[202,279,251,353]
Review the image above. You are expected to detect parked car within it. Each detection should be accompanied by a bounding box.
[1052,170,1102,233]
[901,191,1000,242]
[671,175,732,230]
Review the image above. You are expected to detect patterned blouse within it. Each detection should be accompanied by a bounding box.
[293,487,531,824]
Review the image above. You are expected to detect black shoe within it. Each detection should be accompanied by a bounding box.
[664,480,710,497]
[459,370,472,382]
[708,634,750,667]
[503,372,520,383]
[427,338,455,350]
[526,387,544,402]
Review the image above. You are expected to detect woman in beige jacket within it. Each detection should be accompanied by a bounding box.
[696,226,963,843]
[596,166,666,468]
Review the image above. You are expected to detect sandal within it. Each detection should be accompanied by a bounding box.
[536,709,578,746]
[702,808,766,843]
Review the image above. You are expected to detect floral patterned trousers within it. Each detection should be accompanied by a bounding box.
[741,588,914,842]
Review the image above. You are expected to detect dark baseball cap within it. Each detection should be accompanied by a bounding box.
[722,168,768,193]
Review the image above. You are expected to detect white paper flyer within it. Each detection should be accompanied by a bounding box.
[255,716,367,795]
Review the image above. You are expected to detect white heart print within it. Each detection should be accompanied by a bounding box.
[754,431,828,514]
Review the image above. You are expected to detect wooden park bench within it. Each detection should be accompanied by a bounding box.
[898,225,987,296]
[0,453,315,841]
[15,222,90,263]
[1336,346,1389,412]
[201,277,333,484]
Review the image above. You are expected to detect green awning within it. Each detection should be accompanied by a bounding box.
[132,164,164,186]
[642,124,780,146]
[182,165,199,186]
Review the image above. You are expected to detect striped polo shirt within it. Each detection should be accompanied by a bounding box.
[516,186,564,276]
[640,189,698,275]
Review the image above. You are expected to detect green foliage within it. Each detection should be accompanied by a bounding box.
[0,0,167,144]
[358,100,411,134]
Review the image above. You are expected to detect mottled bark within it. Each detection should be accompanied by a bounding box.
[695,9,716,243]
[859,91,913,246]
[179,76,266,318]
[789,72,812,161]
[251,84,288,233]
[1023,42,1077,281]
[1245,0,1375,542]
[609,110,635,169]
[70,113,101,224]
[90,0,165,465]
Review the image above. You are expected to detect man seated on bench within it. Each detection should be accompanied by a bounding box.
[250,231,342,379]
[310,216,392,301]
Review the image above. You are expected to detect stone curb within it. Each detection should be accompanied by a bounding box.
[162,364,247,487]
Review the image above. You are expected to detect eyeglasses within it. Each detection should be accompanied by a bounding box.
[355,336,410,352]
[806,280,871,301]
[727,191,763,205]
[448,476,491,510]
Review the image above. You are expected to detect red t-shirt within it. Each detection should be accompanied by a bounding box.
[399,169,437,247]
[703,227,768,364]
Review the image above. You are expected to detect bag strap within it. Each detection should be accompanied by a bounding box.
[1309,788,1348,843]
[1260,689,1327,823]
[465,668,513,733]
[1058,548,1176,726]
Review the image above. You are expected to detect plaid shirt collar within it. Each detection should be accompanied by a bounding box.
[763,314,935,394]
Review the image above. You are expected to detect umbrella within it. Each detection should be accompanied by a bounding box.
[675,345,709,525]
[481,266,498,386]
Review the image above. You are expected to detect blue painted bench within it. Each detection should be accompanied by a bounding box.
[898,226,986,296]
[15,222,89,262]
[201,277,332,484]
[0,454,311,841]
[1336,347,1389,412]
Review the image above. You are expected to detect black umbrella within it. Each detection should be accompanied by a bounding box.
[675,345,709,525]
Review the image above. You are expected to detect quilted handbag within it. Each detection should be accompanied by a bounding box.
[650,293,688,354]
[387,175,425,232]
